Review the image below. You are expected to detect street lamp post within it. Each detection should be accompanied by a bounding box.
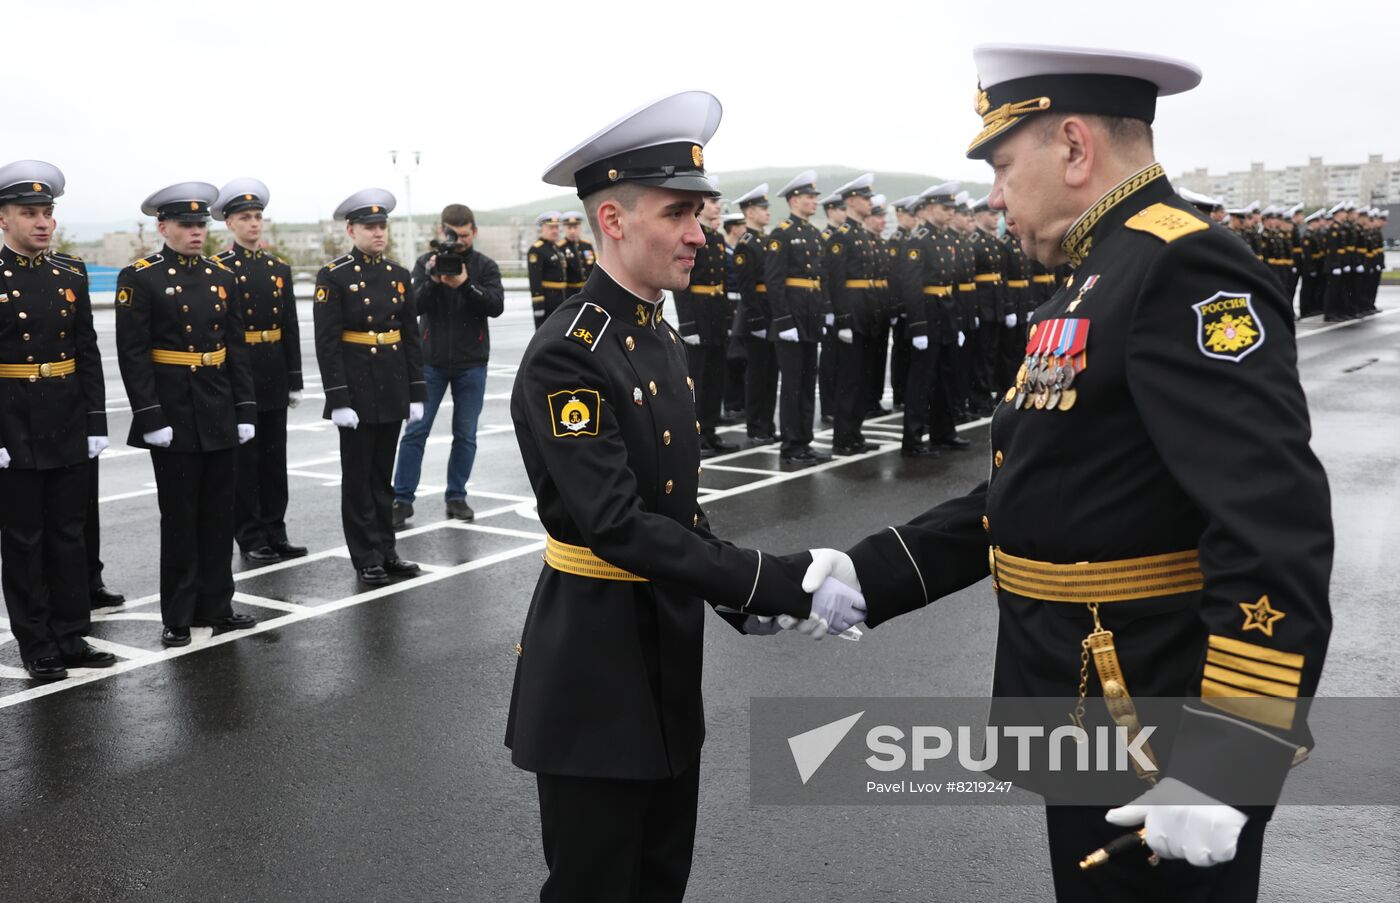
[389,149,422,260]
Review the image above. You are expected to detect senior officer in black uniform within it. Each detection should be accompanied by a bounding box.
[803,45,1332,903]
[767,170,829,464]
[527,211,567,330]
[675,193,734,456]
[733,182,777,443]
[212,178,306,564]
[509,91,863,903]
[824,173,882,455]
[0,161,116,680]
[116,182,259,647]
[314,189,426,586]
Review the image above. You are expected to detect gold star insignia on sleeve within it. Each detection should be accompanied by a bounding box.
[1239,594,1286,637]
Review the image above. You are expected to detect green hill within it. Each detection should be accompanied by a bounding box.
[472,166,991,225]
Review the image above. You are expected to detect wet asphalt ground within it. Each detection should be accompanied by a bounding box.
[1,287,1397,902]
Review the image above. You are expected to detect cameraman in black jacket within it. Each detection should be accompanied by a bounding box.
[392,204,504,526]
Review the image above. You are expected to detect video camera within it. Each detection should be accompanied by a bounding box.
[429,227,467,276]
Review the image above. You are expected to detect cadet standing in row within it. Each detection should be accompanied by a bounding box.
[720,210,748,423]
[313,190,426,585]
[817,192,846,426]
[897,183,961,457]
[559,211,593,293]
[116,182,259,647]
[733,183,777,443]
[885,195,921,412]
[824,173,882,455]
[527,211,567,330]
[862,193,896,418]
[0,161,116,680]
[675,192,736,456]
[767,171,829,464]
[212,179,307,565]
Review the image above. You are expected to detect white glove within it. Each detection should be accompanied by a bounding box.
[1004,313,1018,328]
[1343,266,1352,273]
[799,576,867,638]
[824,313,835,326]
[802,548,862,593]
[957,331,966,347]
[0,447,9,469]
[143,427,174,448]
[837,328,853,344]
[237,423,256,444]
[1331,268,1342,276]
[331,407,359,430]
[974,317,981,329]
[890,317,899,325]
[408,402,425,424]
[1105,778,1249,867]
[287,390,302,409]
[683,333,702,346]
[778,328,800,343]
[87,436,109,459]
[911,335,929,351]
[751,329,768,339]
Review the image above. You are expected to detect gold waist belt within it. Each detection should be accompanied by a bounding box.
[754,284,767,293]
[0,359,76,379]
[341,329,402,346]
[544,536,647,582]
[1005,279,1031,288]
[974,273,1002,283]
[875,279,889,288]
[245,328,282,344]
[567,281,585,289]
[690,284,725,296]
[957,282,977,292]
[989,547,1203,603]
[844,279,877,289]
[150,348,226,367]
[921,285,953,297]
[1032,275,1056,284]
[784,277,820,289]
[541,281,568,290]
[1266,258,1294,265]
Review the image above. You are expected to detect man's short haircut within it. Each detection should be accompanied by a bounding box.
[1036,113,1154,154]
[582,182,644,237]
[441,203,475,228]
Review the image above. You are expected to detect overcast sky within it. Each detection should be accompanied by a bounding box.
[11,0,1397,227]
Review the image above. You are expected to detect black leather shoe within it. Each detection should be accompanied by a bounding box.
[91,585,126,609]
[61,644,118,669]
[392,500,413,530]
[780,448,819,464]
[857,440,883,453]
[383,558,421,576]
[703,435,738,452]
[25,657,68,681]
[270,541,308,559]
[357,565,391,586]
[747,433,776,445]
[161,627,192,648]
[901,443,940,458]
[831,443,866,456]
[866,405,892,416]
[241,546,281,563]
[193,613,257,630]
[939,435,972,449]
[445,498,475,521]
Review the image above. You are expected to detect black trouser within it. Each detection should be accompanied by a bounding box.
[1322,273,1348,320]
[86,455,105,594]
[723,352,746,415]
[832,334,874,447]
[974,316,999,401]
[903,341,955,445]
[0,463,91,662]
[151,448,236,628]
[866,319,891,412]
[338,420,400,569]
[1044,804,1268,903]
[818,329,836,417]
[890,317,910,406]
[998,316,1027,394]
[743,336,778,439]
[1298,274,1321,317]
[235,407,290,551]
[953,327,974,411]
[775,340,818,452]
[1283,270,1299,312]
[535,762,700,903]
[685,343,726,439]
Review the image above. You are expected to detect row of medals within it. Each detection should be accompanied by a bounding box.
[1009,353,1079,411]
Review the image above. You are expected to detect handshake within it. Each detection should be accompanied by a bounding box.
[744,549,866,640]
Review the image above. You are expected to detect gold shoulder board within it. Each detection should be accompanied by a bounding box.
[1124,203,1210,244]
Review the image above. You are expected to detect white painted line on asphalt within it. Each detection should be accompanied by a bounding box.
[83,636,155,661]
[446,523,549,541]
[702,463,785,476]
[231,592,308,614]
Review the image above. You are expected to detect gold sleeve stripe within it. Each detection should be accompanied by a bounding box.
[1201,680,1296,731]
[1207,634,1305,669]
[1202,665,1299,699]
[1206,649,1301,685]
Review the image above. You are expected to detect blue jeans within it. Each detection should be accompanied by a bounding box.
[393,363,487,504]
